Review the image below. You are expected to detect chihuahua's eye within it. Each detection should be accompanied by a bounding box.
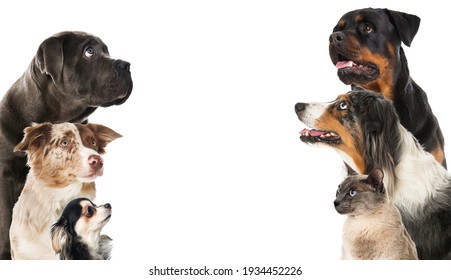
[362,23,373,33]
[337,101,347,110]
[84,46,95,58]
[60,139,69,147]
[349,189,357,197]
[85,206,95,217]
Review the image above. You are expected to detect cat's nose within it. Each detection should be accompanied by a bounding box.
[333,201,339,208]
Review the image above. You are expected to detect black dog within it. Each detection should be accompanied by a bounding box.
[329,8,446,168]
[0,31,132,259]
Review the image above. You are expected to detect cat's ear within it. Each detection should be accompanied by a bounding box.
[366,168,385,193]
[344,162,358,176]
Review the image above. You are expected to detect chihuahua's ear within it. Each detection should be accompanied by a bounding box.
[51,219,69,255]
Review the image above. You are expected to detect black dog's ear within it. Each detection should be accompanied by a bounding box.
[385,9,421,47]
[35,36,64,84]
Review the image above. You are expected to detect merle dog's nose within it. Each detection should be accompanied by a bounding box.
[295,103,306,113]
[104,203,112,209]
[88,155,104,171]
[115,59,130,71]
[329,32,345,44]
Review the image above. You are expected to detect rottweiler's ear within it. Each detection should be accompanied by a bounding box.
[35,36,64,84]
[385,9,421,47]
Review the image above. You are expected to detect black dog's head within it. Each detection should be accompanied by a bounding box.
[329,8,420,99]
[35,31,133,108]
[51,197,112,260]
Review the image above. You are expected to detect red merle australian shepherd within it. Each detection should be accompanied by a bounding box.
[295,90,451,260]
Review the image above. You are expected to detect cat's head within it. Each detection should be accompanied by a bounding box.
[334,167,386,216]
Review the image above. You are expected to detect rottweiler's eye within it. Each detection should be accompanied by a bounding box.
[362,23,373,34]
[337,101,348,110]
[349,189,357,197]
[84,47,95,58]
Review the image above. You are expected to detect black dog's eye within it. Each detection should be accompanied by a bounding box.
[362,23,374,34]
[85,206,95,218]
[337,101,348,110]
[84,46,95,58]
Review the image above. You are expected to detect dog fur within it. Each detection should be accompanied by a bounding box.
[0,31,132,259]
[329,8,446,168]
[9,122,120,259]
[295,90,451,259]
[51,198,112,260]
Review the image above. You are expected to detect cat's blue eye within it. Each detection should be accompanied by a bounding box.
[349,189,356,197]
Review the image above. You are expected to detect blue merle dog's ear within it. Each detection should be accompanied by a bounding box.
[365,168,385,193]
[385,9,421,47]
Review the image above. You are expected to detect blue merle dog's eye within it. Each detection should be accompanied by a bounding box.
[338,101,348,110]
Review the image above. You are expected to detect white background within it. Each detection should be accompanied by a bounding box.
[1,0,450,279]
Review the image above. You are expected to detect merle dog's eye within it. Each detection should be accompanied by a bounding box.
[60,139,69,147]
[85,206,94,217]
[349,189,357,197]
[84,47,95,58]
[338,101,348,110]
[362,23,373,34]
[91,137,96,147]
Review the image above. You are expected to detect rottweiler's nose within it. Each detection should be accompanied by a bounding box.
[295,103,306,113]
[329,32,345,44]
[115,59,130,72]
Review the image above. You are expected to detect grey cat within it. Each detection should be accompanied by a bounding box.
[334,167,418,260]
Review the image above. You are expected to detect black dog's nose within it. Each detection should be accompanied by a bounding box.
[295,103,306,113]
[104,203,112,209]
[329,32,345,44]
[115,59,130,72]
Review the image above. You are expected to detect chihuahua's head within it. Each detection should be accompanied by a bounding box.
[51,197,112,260]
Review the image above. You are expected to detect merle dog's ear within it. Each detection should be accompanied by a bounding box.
[365,168,385,193]
[14,123,52,152]
[385,9,421,47]
[35,36,64,84]
[344,162,358,176]
[85,123,122,154]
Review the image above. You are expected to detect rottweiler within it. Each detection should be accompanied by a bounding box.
[329,8,446,168]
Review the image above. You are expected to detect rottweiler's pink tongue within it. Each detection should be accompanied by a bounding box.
[336,61,354,69]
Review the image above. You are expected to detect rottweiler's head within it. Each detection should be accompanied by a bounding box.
[329,8,420,100]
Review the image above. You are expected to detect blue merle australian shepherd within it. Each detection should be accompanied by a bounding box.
[295,90,451,260]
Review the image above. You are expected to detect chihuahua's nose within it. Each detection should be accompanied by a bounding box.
[88,155,104,171]
[104,203,112,209]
